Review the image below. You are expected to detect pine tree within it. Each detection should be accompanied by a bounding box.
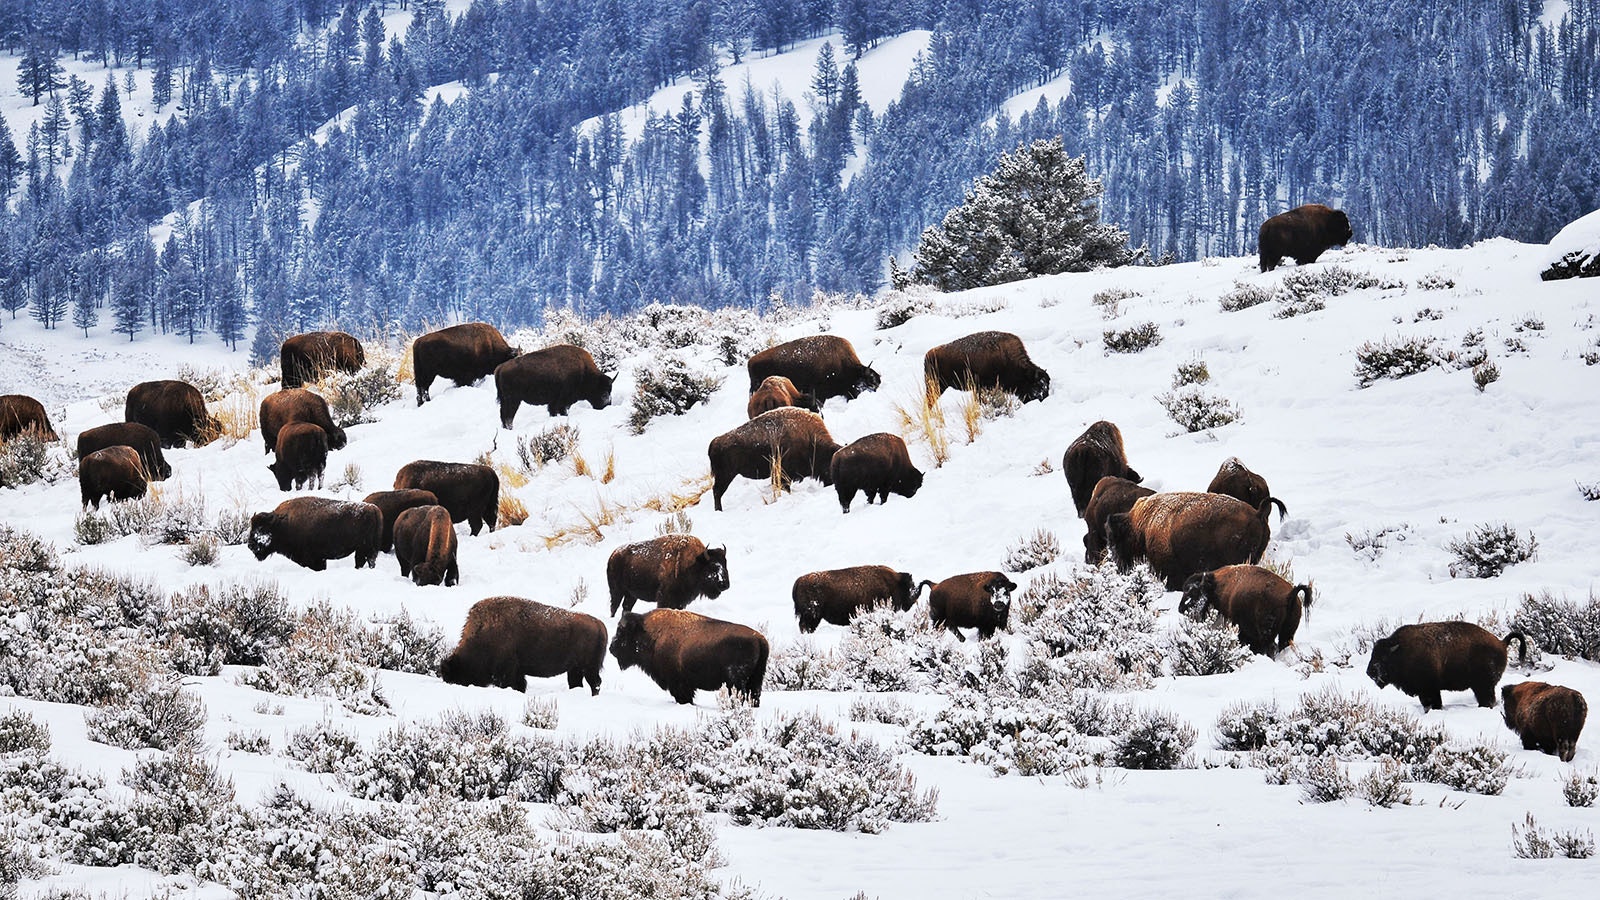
[72,262,99,337]
[40,96,70,165]
[0,111,22,198]
[112,236,156,342]
[16,38,65,106]
[152,53,174,109]
[67,75,95,154]
[210,261,246,350]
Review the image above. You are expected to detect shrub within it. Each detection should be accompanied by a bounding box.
[0,430,57,488]
[74,509,113,545]
[848,696,914,727]
[1219,282,1275,312]
[1012,563,1165,692]
[1578,481,1600,501]
[1003,528,1059,572]
[1172,359,1210,387]
[183,534,219,566]
[1158,388,1241,432]
[1510,591,1600,661]
[1357,759,1414,807]
[168,581,295,673]
[1163,612,1253,677]
[360,608,448,674]
[1298,756,1354,803]
[1103,322,1162,353]
[83,676,207,752]
[909,691,1089,777]
[1215,688,1446,763]
[285,721,362,774]
[1412,307,1445,321]
[1582,338,1600,366]
[1564,770,1598,808]
[1414,271,1456,290]
[0,711,51,754]
[627,353,724,434]
[518,423,579,470]
[1344,523,1411,561]
[239,602,391,715]
[1411,741,1510,795]
[875,291,935,329]
[1447,522,1537,578]
[1353,336,1445,387]
[1113,709,1196,770]
[762,639,842,691]
[1512,813,1595,859]
[522,697,559,730]
[1472,361,1501,392]
[342,714,567,804]
[1092,287,1138,318]
[322,361,403,427]
[225,729,271,753]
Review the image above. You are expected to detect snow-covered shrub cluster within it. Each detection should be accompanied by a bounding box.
[1512,813,1595,859]
[339,712,567,804]
[1471,360,1501,391]
[1103,322,1163,353]
[1344,522,1411,561]
[1214,688,1446,762]
[238,601,393,714]
[359,608,448,675]
[182,534,220,566]
[560,737,718,863]
[82,676,207,752]
[1172,358,1210,387]
[167,581,296,674]
[322,359,404,427]
[1092,287,1138,318]
[1577,481,1600,501]
[1411,741,1511,796]
[1446,522,1537,578]
[1352,336,1446,387]
[1003,528,1060,572]
[225,729,272,754]
[1162,612,1254,677]
[1218,282,1275,312]
[1113,709,1197,770]
[1013,563,1165,692]
[1564,770,1599,808]
[1297,755,1354,803]
[517,422,579,470]
[0,430,66,488]
[1414,271,1457,290]
[909,691,1091,776]
[1511,591,1600,661]
[521,696,559,730]
[876,290,936,329]
[849,696,915,726]
[836,605,972,693]
[1275,265,1390,319]
[763,638,842,692]
[1357,759,1415,807]
[628,352,725,434]
[1157,387,1241,432]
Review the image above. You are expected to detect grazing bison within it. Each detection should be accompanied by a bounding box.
[280,331,365,389]
[1258,203,1352,272]
[792,566,924,633]
[1502,682,1587,762]
[1063,421,1142,516]
[79,445,147,509]
[0,394,57,442]
[267,422,329,492]
[1082,476,1156,563]
[609,609,768,706]
[707,408,841,511]
[924,331,1050,403]
[76,422,170,481]
[362,488,440,552]
[260,389,347,454]
[393,460,499,535]
[606,535,729,615]
[493,344,613,428]
[747,375,819,419]
[393,505,459,586]
[439,596,606,694]
[1366,622,1528,711]
[1106,492,1286,590]
[411,322,519,405]
[247,497,382,571]
[1180,565,1313,656]
[746,335,880,404]
[922,572,1017,642]
[1207,457,1271,509]
[830,432,923,513]
[124,381,219,448]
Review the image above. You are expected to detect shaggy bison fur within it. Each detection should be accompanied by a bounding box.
[792,565,924,632]
[746,335,880,404]
[830,432,923,513]
[1082,476,1155,563]
[1063,421,1141,516]
[393,460,499,535]
[922,571,1017,641]
[707,408,841,511]
[248,497,381,571]
[361,488,441,552]
[1180,565,1313,656]
[393,504,459,586]
[268,422,329,491]
[1207,457,1271,509]
[1502,681,1587,762]
[609,609,769,706]
[124,380,219,448]
[1366,622,1528,711]
[1106,491,1287,590]
[260,389,347,454]
[606,534,729,615]
[924,331,1050,403]
[76,422,170,481]
[0,394,57,442]
[1258,203,1352,272]
[280,331,365,389]
[439,596,606,694]
[747,375,819,419]
[79,445,147,509]
[412,322,519,405]
[493,344,613,428]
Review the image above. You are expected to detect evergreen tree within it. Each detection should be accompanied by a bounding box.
[40,96,70,165]
[152,53,174,109]
[712,0,757,63]
[72,259,100,336]
[210,261,246,350]
[0,111,22,198]
[112,235,156,342]
[67,75,95,153]
[16,38,65,106]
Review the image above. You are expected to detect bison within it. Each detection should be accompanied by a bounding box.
[830,432,923,513]
[924,331,1050,403]
[1258,203,1352,272]
[609,609,768,706]
[1366,622,1528,711]
[260,389,348,454]
[493,344,613,428]
[267,422,329,492]
[247,496,382,571]
[1180,565,1313,656]
[747,375,820,419]
[280,331,365,389]
[1207,457,1271,509]
[411,322,519,405]
[76,422,170,481]
[124,380,219,448]
[0,394,57,442]
[922,572,1017,642]
[746,335,880,404]
[606,535,729,615]
[393,504,459,586]
[393,460,499,535]
[439,596,606,694]
[79,445,147,509]
[1063,421,1142,516]
[1106,492,1287,590]
[1502,681,1587,762]
[792,566,924,632]
[1082,476,1155,563]
[707,407,841,512]
[361,488,440,552]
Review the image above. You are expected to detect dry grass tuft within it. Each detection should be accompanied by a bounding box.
[766,438,786,503]
[1260,555,1297,584]
[208,384,264,446]
[494,460,530,491]
[572,447,592,479]
[642,475,714,514]
[600,445,616,484]
[498,493,530,527]
[894,380,950,467]
[396,341,416,384]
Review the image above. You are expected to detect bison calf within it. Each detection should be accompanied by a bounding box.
[260,389,347,454]
[79,445,148,509]
[412,322,519,405]
[248,497,382,571]
[746,335,880,404]
[831,432,923,513]
[362,488,440,552]
[924,331,1050,403]
[792,566,923,632]
[1180,565,1313,656]
[708,408,840,511]
[0,394,57,442]
[493,344,613,428]
[1207,457,1271,509]
[1366,622,1528,711]
[76,422,170,481]
[606,535,728,615]
[440,596,606,694]
[1502,682,1587,762]
[747,375,819,419]
[393,460,499,535]
[1083,476,1155,563]
[1106,491,1286,590]
[610,609,768,706]
[268,422,329,491]
[923,572,1017,642]
[1063,421,1141,517]
[393,505,459,586]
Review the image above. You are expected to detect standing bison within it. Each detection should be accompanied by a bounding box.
[493,344,613,427]
[125,381,219,448]
[267,422,329,491]
[393,505,460,586]
[393,461,499,535]
[746,335,880,404]
[1366,622,1528,711]
[280,331,365,389]
[248,497,382,571]
[1207,457,1271,509]
[830,432,924,513]
[1105,492,1286,590]
[76,423,171,481]
[923,572,1017,641]
[440,596,607,694]
[707,408,841,511]
[0,394,57,442]
[260,389,347,454]
[1502,682,1587,762]
[1180,565,1313,656]
[1258,203,1352,272]
[1082,476,1155,563]
[606,535,729,615]
[412,322,519,406]
[362,488,440,552]
[79,446,147,508]
[924,331,1050,403]
[1063,421,1141,516]
[792,566,924,632]
[747,375,819,419]
[609,609,769,706]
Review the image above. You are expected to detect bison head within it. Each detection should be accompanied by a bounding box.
[1328,210,1353,246]
[1499,684,1520,728]
[1103,514,1143,573]
[1178,572,1217,620]
[438,649,485,687]
[328,426,349,450]
[267,461,293,492]
[893,572,921,611]
[1018,366,1051,404]
[897,464,925,498]
[853,364,883,398]
[589,371,615,410]
[609,612,648,670]
[247,512,279,560]
[1366,637,1399,689]
[696,546,730,598]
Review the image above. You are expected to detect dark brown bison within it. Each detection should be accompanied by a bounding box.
[1063,421,1142,516]
[922,572,1017,642]
[830,432,924,513]
[124,380,219,448]
[411,322,519,405]
[1083,476,1156,564]
[707,408,841,511]
[1207,457,1270,509]
[0,394,57,442]
[493,344,613,428]
[247,497,382,571]
[792,566,925,633]
[606,535,729,615]
[280,331,365,389]
[439,596,606,694]
[924,331,1050,403]
[267,422,329,492]
[393,461,499,535]
[609,609,768,706]
[1180,565,1313,656]
[1106,492,1287,590]
[79,445,147,508]
[1502,682,1587,762]
[1366,622,1528,711]
[746,335,880,404]
[76,422,170,481]
[747,375,819,419]
[259,389,347,454]
[361,488,440,552]
[1258,203,1352,272]
[393,505,459,586]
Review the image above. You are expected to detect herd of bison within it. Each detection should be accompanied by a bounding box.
[0,208,1587,761]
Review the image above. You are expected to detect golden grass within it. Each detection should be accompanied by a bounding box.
[600,445,616,484]
[539,495,619,549]
[494,460,531,491]
[892,380,950,468]
[641,475,714,513]
[498,493,530,527]
[396,341,416,384]
[766,438,786,503]
[958,374,984,444]
[572,447,591,479]
[1261,554,1296,584]
[207,382,265,447]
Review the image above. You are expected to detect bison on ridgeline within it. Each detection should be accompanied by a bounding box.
[922,571,1017,642]
[248,496,381,571]
[393,460,499,535]
[493,344,613,428]
[830,432,923,514]
[606,535,729,615]
[1207,457,1271,509]
[76,422,170,481]
[792,565,925,633]
[0,394,57,442]
[1366,622,1528,711]
[267,422,329,492]
[1063,421,1141,516]
[393,504,459,586]
[440,596,607,694]
[260,389,347,454]
[362,488,440,552]
[1180,565,1313,656]
[924,331,1050,403]
[280,331,365,389]
[609,609,768,706]
[411,322,519,405]
[746,335,880,404]
[1258,203,1352,272]
[1082,476,1155,563]
[1105,491,1287,590]
[1502,682,1587,762]
[79,445,147,509]
[707,407,841,511]
[125,380,219,448]
[747,375,819,419]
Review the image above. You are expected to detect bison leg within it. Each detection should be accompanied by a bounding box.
[837,484,856,513]
[468,516,483,537]
[549,403,571,416]
[398,556,412,578]
[1557,740,1577,762]
[712,472,734,511]
[445,560,459,586]
[568,670,584,690]
[1419,690,1444,712]
[499,396,520,430]
[608,586,625,617]
[1520,732,1539,751]
[415,371,435,405]
[948,626,967,643]
[671,687,696,705]
[301,555,329,572]
[359,548,378,569]
[1473,685,1497,708]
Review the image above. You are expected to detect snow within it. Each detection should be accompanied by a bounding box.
[997,71,1074,122]
[1541,0,1573,28]
[1546,207,1600,264]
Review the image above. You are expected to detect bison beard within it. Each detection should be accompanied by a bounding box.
[440,596,607,694]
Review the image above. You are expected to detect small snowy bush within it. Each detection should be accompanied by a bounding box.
[1298,756,1354,803]
[1003,528,1059,572]
[1158,387,1241,432]
[762,639,842,691]
[1512,813,1595,859]
[1013,563,1164,692]
[876,291,935,329]
[212,507,251,546]
[0,430,60,488]
[1412,741,1511,795]
[1172,358,1210,387]
[1446,522,1537,578]
[1113,710,1196,770]
[342,713,567,804]
[0,711,51,755]
[1353,336,1444,387]
[360,608,448,674]
[1563,770,1598,808]
[628,353,724,434]
[1471,360,1501,392]
[238,602,390,715]
[83,676,207,752]
[168,581,295,672]
[1103,322,1163,353]
[1344,522,1411,561]
[522,697,559,730]
[1163,612,1253,677]
[1414,271,1456,290]
[1215,688,1446,763]
[1357,759,1414,807]
[909,691,1089,777]
[1218,282,1275,312]
[518,423,579,470]
[1577,481,1600,501]
[285,721,362,774]
[849,696,914,727]
[1511,591,1600,661]
[323,361,403,427]
[182,534,219,566]
[73,509,113,545]
[1092,287,1138,318]
[225,729,271,753]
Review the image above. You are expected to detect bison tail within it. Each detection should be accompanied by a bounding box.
[1293,583,1314,624]
[1257,496,1287,522]
[916,580,937,597]
[1502,631,1529,666]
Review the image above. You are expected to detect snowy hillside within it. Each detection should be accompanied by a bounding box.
[3,235,1600,898]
